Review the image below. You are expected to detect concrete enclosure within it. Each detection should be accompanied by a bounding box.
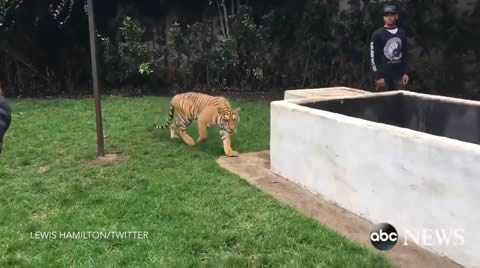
[270,88,480,268]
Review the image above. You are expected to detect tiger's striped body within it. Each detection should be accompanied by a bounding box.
[155,92,239,157]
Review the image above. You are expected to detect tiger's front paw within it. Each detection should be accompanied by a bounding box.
[183,137,195,146]
[226,150,239,157]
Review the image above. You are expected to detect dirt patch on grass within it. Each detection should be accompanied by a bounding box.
[217,150,463,268]
[87,152,130,167]
[37,165,49,174]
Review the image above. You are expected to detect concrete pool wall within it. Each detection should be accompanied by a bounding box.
[270,88,480,268]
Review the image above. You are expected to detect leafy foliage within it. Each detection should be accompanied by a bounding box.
[0,0,23,31]
[0,0,478,98]
[100,16,157,87]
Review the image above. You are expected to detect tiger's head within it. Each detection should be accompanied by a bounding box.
[217,107,240,134]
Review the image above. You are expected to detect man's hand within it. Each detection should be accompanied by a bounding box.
[402,74,409,86]
[376,78,385,89]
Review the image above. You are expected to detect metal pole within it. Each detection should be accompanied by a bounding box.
[87,0,104,156]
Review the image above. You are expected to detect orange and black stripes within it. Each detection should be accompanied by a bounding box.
[155,104,175,129]
[156,92,236,132]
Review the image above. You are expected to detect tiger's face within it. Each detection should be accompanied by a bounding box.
[218,108,239,134]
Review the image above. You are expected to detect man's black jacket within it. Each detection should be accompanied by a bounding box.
[370,26,408,80]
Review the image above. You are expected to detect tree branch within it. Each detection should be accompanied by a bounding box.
[216,0,227,38]
[222,0,230,38]
[3,49,55,91]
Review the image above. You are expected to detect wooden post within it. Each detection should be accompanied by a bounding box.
[87,0,104,156]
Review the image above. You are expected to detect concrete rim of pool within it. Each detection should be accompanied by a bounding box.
[280,89,480,151]
[270,88,480,268]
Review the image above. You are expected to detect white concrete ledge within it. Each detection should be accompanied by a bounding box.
[284,87,370,100]
[270,89,480,268]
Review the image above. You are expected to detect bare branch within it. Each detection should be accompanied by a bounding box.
[3,49,55,91]
[216,0,226,38]
[222,0,230,38]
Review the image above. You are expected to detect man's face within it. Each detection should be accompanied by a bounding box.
[383,13,398,26]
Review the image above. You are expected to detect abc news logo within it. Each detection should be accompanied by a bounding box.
[370,223,464,251]
[370,223,398,250]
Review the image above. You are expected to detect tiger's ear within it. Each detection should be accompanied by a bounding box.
[234,107,240,113]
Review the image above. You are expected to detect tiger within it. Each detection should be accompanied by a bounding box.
[155,92,240,157]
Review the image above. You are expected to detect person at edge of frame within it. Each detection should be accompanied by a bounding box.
[0,84,12,154]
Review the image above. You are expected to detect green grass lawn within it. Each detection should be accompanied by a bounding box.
[0,96,392,267]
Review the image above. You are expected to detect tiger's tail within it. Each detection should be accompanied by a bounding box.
[155,104,174,129]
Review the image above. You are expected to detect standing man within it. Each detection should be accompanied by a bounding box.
[0,86,12,154]
[370,4,409,90]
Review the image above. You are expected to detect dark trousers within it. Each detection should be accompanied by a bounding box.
[376,77,404,91]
